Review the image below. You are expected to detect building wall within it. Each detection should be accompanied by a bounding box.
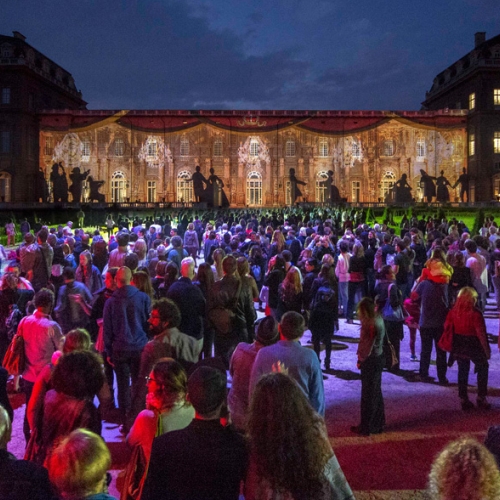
[39,111,467,205]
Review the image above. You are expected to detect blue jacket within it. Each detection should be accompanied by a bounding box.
[103,285,151,356]
[414,280,449,329]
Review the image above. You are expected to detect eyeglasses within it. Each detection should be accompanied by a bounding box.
[149,314,161,320]
[146,375,158,383]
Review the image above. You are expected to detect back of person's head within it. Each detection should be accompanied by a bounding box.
[255,316,279,346]
[116,266,132,287]
[152,298,181,328]
[1,272,17,291]
[171,235,182,248]
[454,286,478,312]
[222,254,237,275]
[281,250,292,263]
[180,257,195,277]
[155,260,169,277]
[62,329,91,354]
[237,256,249,277]
[116,232,130,248]
[357,297,376,322]
[24,232,34,244]
[124,252,139,272]
[465,239,477,254]
[428,438,500,500]
[379,265,393,280]
[47,429,111,500]
[37,228,48,243]
[187,366,227,418]
[34,288,54,310]
[62,266,75,281]
[0,405,11,449]
[53,351,104,399]
[151,357,188,403]
[339,241,349,253]
[279,311,305,341]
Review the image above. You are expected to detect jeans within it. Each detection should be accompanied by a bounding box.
[22,379,35,443]
[338,282,348,317]
[112,350,142,427]
[359,354,385,434]
[419,327,447,381]
[347,281,367,320]
[457,358,489,400]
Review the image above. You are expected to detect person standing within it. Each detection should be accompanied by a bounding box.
[335,241,350,318]
[103,266,151,432]
[5,220,15,247]
[351,298,385,436]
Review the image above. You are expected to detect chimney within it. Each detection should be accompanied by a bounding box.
[12,31,26,41]
[475,32,486,48]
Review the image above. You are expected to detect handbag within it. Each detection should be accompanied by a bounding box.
[386,339,399,368]
[2,330,25,376]
[259,285,269,303]
[438,313,455,353]
[382,284,404,322]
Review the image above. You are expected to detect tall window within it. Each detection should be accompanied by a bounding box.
[495,89,500,106]
[177,170,194,202]
[115,139,125,157]
[1,88,10,105]
[147,181,157,202]
[180,139,189,157]
[0,172,11,202]
[44,136,53,156]
[379,171,396,201]
[286,139,296,157]
[494,132,500,154]
[250,138,259,157]
[469,133,476,156]
[318,139,328,157]
[416,137,426,159]
[352,181,361,202]
[213,140,223,157]
[351,140,361,159]
[81,141,91,162]
[111,171,127,203]
[246,171,262,206]
[147,139,157,160]
[315,171,329,202]
[1,131,10,154]
[469,92,476,110]
[383,140,394,156]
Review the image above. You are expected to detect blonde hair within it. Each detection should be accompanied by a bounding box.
[428,438,500,500]
[47,429,111,499]
[454,286,478,315]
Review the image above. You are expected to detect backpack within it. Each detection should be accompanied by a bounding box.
[251,264,262,283]
[311,285,337,311]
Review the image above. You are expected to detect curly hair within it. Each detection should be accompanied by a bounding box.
[247,373,332,500]
[428,438,500,500]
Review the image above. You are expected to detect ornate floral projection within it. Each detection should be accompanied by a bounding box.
[137,136,173,168]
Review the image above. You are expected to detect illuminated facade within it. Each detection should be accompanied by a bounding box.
[38,109,467,206]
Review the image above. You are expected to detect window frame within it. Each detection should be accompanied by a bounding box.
[213,139,223,158]
[1,88,10,105]
[114,138,125,157]
[469,133,476,157]
[494,89,500,106]
[494,131,500,154]
[285,139,296,158]
[246,171,263,206]
[318,139,328,158]
[469,92,476,110]
[180,139,190,157]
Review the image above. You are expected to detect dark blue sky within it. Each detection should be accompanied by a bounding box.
[2,0,500,110]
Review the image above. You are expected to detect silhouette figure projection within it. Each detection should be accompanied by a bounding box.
[35,167,49,202]
[325,170,341,203]
[69,167,90,203]
[394,173,413,203]
[188,165,208,203]
[88,176,105,203]
[289,168,306,204]
[205,168,229,207]
[453,168,470,202]
[436,170,452,202]
[420,169,437,203]
[50,162,69,203]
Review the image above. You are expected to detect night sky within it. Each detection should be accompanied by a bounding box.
[2,0,500,111]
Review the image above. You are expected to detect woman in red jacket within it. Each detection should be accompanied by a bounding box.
[445,287,491,410]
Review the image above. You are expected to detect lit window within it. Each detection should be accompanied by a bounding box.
[213,140,223,157]
[319,139,328,157]
[115,139,124,157]
[315,171,329,202]
[177,170,194,202]
[81,141,91,161]
[416,137,426,159]
[352,181,361,202]
[469,93,476,110]
[469,133,475,156]
[45,136,53,156]
[180,139,189,157]
[147,139,157,159]
[1,131,10,154]
[246,171,262,206]
[383,140,394,156]
[147,181,156,202]
[111,171,127,203]
[494,89,500,106]
[494,132,500,154]
[250,138,259,157]
[1,88,10,105]
[286,140,296,157]
[351,141,361,158]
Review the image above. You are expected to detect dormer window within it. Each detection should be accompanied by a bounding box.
[1,45,12,58]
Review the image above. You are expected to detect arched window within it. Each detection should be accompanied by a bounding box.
[318,138,328,157]
[0,172,11,202]
[114,138,125,157]
[213,139,223,157]
[111,171,127,203]
[177,170,194,202]
[315,171,329,202]
[285,139,295,157]
[246,171,262,206]
[379,171,396,202]
[180,138,189,157]
[250,138,259,157]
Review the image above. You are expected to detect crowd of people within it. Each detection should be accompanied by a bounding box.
[0,207,500,499]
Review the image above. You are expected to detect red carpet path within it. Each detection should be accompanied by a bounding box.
[8,298,500,500]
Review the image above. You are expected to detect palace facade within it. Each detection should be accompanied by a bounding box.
[38,109,467,206]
